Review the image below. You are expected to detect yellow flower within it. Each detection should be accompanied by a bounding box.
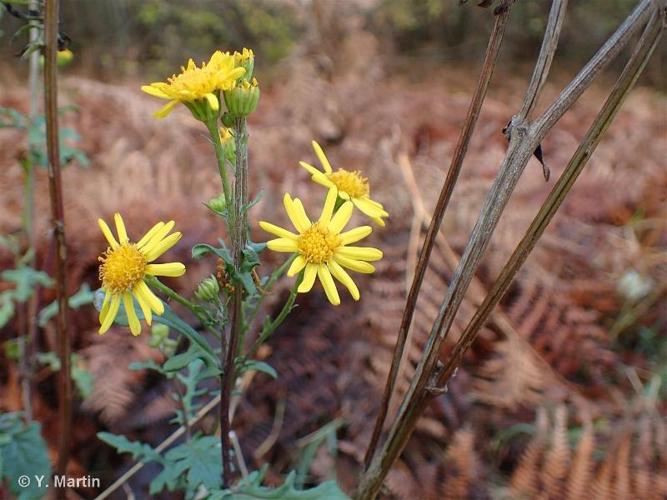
[299,141,389,226]
[141,50,245,119]
[260,189,383,305]
[97,213,186,336]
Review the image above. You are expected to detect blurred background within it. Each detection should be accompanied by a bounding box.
[1,0,665,498]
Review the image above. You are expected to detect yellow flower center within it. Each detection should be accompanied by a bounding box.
[99,244,147,294]
[328,169,369,199]
[297,223,341,264]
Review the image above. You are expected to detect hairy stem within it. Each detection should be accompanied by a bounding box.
[221,116,249,486]
[207,119,233,210]
[363,0,514,468]
[44,0,71,482]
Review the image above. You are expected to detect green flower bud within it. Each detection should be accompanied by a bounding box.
[219,127,236,163]
[223,78,260,118]
[195,275,220,302]
[234,48,254,81]
[207,193,227,214]
[149,323,170,348]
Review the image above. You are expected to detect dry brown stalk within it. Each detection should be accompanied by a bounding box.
[357,1,662,497]
[44,0,72,484]
[363,0,515,468]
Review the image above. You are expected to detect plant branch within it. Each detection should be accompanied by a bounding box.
[221,116,249,487]
[248,280,299,360]
[44,0,71,481]
[435,3,664,402]
[363,0,514,468]
[207,119,232,210]
[356,0,660,496]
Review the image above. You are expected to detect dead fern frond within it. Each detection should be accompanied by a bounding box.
[539,405,570,500]
[511,407,549,498]
[439,427,480,500]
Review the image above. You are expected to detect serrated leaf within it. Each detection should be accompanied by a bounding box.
[215,470,349,499]
[1,267,54,302]
[151,436,221,494]
[0,418,51,499]
[97,432,163,464]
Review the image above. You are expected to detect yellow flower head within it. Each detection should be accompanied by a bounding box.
[141,50,245,119]
[260,189,383,305]
[299,141,389,227]
[97,213,186,336]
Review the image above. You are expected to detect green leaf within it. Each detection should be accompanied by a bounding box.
[241,360,277,379]
[0,415,51,499]
[151,436,221,494]
[97,288,219,370]
[1,267,54,302]
[71,354,94,399]
[214,470,349,499]
[38,283,94,327]
[97,432,163,464]
[0,292,16,329]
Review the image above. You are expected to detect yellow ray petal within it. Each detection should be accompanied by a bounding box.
[334,255,375,274]
[328,260,360,301]
[144,232,182,262]
[312,141,333,174]
[154,99,179,119]
[141,85,170,99]
[133,288,152,326]
[283,193,310,233]
[137,222,165,249]
[338,191,351,200]
[328,201,354,234]
[114,213,129,245]
[98,218,119,250]
[298,263,318,293]
[146,262,186,277]
[352,197,388,219]
[99,294,121,334]
[339,226,372,245]
[135,280,164,315]
[98,290,111,323]
[287,255,307,277]
[299,161,322,176]
[267,238,299,253]
[336,246,383,261]
[372,216,386,227]
[259,221,298,240]
[319,188,338,226]
[204,92,219,111]
[123,293,141,336]
[140,221,176,254]
[313,173,336,190]
[317,264,340,305]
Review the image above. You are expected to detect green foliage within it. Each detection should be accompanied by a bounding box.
[212,469,349,499]
[151,436,222,495]
[0,259,53,328]
[35,352,94,400]
[0,106,89,169]
[0,413,51,500]
[134,0,297,71]
[38,282,94,327]
[98,431,223,497]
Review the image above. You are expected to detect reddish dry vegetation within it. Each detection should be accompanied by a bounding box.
[1,59,666,498]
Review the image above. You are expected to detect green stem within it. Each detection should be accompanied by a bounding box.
[145,276,208,320]
[248,279,300,360]
[245,254,296,326]
[206,119,232,210]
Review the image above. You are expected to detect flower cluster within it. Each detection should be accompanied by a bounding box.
[261,143,388,305]
[141,49,255,120]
